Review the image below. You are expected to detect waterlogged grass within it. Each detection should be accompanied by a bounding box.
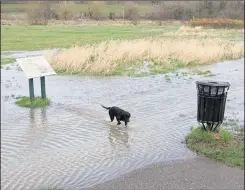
[110,59,186,77]
[195,70,215,76]
[54,59,192,77]
[1,25,179,51]
[42,188,67,190]
[190,69,216,77]
[15,96,50,108]
[1,58,16,65]
[186,127,244,169]
[49,37,243,76]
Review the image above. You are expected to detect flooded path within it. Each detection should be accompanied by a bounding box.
[1,50,244,190]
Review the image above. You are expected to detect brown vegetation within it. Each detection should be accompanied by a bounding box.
[1,1,244,25]
[189,18,244,29]
[47,37,244,75]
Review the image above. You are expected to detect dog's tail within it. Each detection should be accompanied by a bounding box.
[100,104,110,110]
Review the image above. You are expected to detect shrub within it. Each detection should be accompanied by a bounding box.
[108,12,116,20]
[173,6,184,20]
[150,1,244,21]
[27,3,51,25]
[189,18,244,29]
[87,4,103,20]
[151,4,165,20]
[124,3,140,24]
[56,2,73,21]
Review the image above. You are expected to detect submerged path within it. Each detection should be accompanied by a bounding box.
[1,49,244,190]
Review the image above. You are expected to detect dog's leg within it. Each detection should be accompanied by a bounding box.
[116,116,121,125]
[109,113,114,122]
[125,121,128,127]
[109,110,114,122]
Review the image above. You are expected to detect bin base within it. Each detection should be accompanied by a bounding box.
[198,121,221,131]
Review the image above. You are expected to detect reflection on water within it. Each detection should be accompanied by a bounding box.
[1,58,244,190]
[29,108,35,126]
[108,125,130,149]
[41,108,47,124]
[28,108,48,127]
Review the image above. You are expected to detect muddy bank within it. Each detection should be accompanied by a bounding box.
[1,55,244,190]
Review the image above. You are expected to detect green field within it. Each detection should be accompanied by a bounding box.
[1,25,179,51]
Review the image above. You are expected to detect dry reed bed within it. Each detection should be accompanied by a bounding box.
[189,18,244,29]
[48,37,244,75]
[174,26,207,36]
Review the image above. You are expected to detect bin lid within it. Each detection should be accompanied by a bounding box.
[196,80,230,87]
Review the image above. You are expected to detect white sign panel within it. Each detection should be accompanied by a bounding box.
[17,56,56,79]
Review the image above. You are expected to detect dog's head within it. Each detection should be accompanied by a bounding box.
[124,112,131,122]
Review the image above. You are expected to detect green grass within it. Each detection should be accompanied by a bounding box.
[1,58,16,65]
[42,188,67,190]
[1,25,179,51]
[108,59,187,77]
[15,96,50,108]
[55,59,189,77]
[186,127,244,169]
[196,70,214,76]
[52,60,219,78]
[191,69,215,77]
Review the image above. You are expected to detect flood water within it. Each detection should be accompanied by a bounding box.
[1,50,244,190]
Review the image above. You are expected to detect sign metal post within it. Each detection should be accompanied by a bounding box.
[17,56,56,103]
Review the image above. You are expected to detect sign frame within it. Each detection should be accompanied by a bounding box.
[17,56,56,102]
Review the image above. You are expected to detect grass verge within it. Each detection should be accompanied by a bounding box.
[15,96,50,108]
[185,126,244,169]
[1,58,16,65]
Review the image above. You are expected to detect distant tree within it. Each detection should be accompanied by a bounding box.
[219,1,227,10]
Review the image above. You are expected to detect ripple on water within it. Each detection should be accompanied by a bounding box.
[1,59,244,190]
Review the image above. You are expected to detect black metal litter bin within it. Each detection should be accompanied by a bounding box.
[196,80,230,131]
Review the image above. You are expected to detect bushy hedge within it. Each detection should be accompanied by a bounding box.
[189,18,244,29]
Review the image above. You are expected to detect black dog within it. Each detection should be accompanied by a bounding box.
[101,104,131,127]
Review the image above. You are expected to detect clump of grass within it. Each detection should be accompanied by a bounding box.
[186,126,244,169]
[15,96,50,108]
[48,37,243,76]
[164,74,171,81]
[191,69,216,77]
[196,70,214,76]
[1,58,16,65]
[42,188,67,190]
